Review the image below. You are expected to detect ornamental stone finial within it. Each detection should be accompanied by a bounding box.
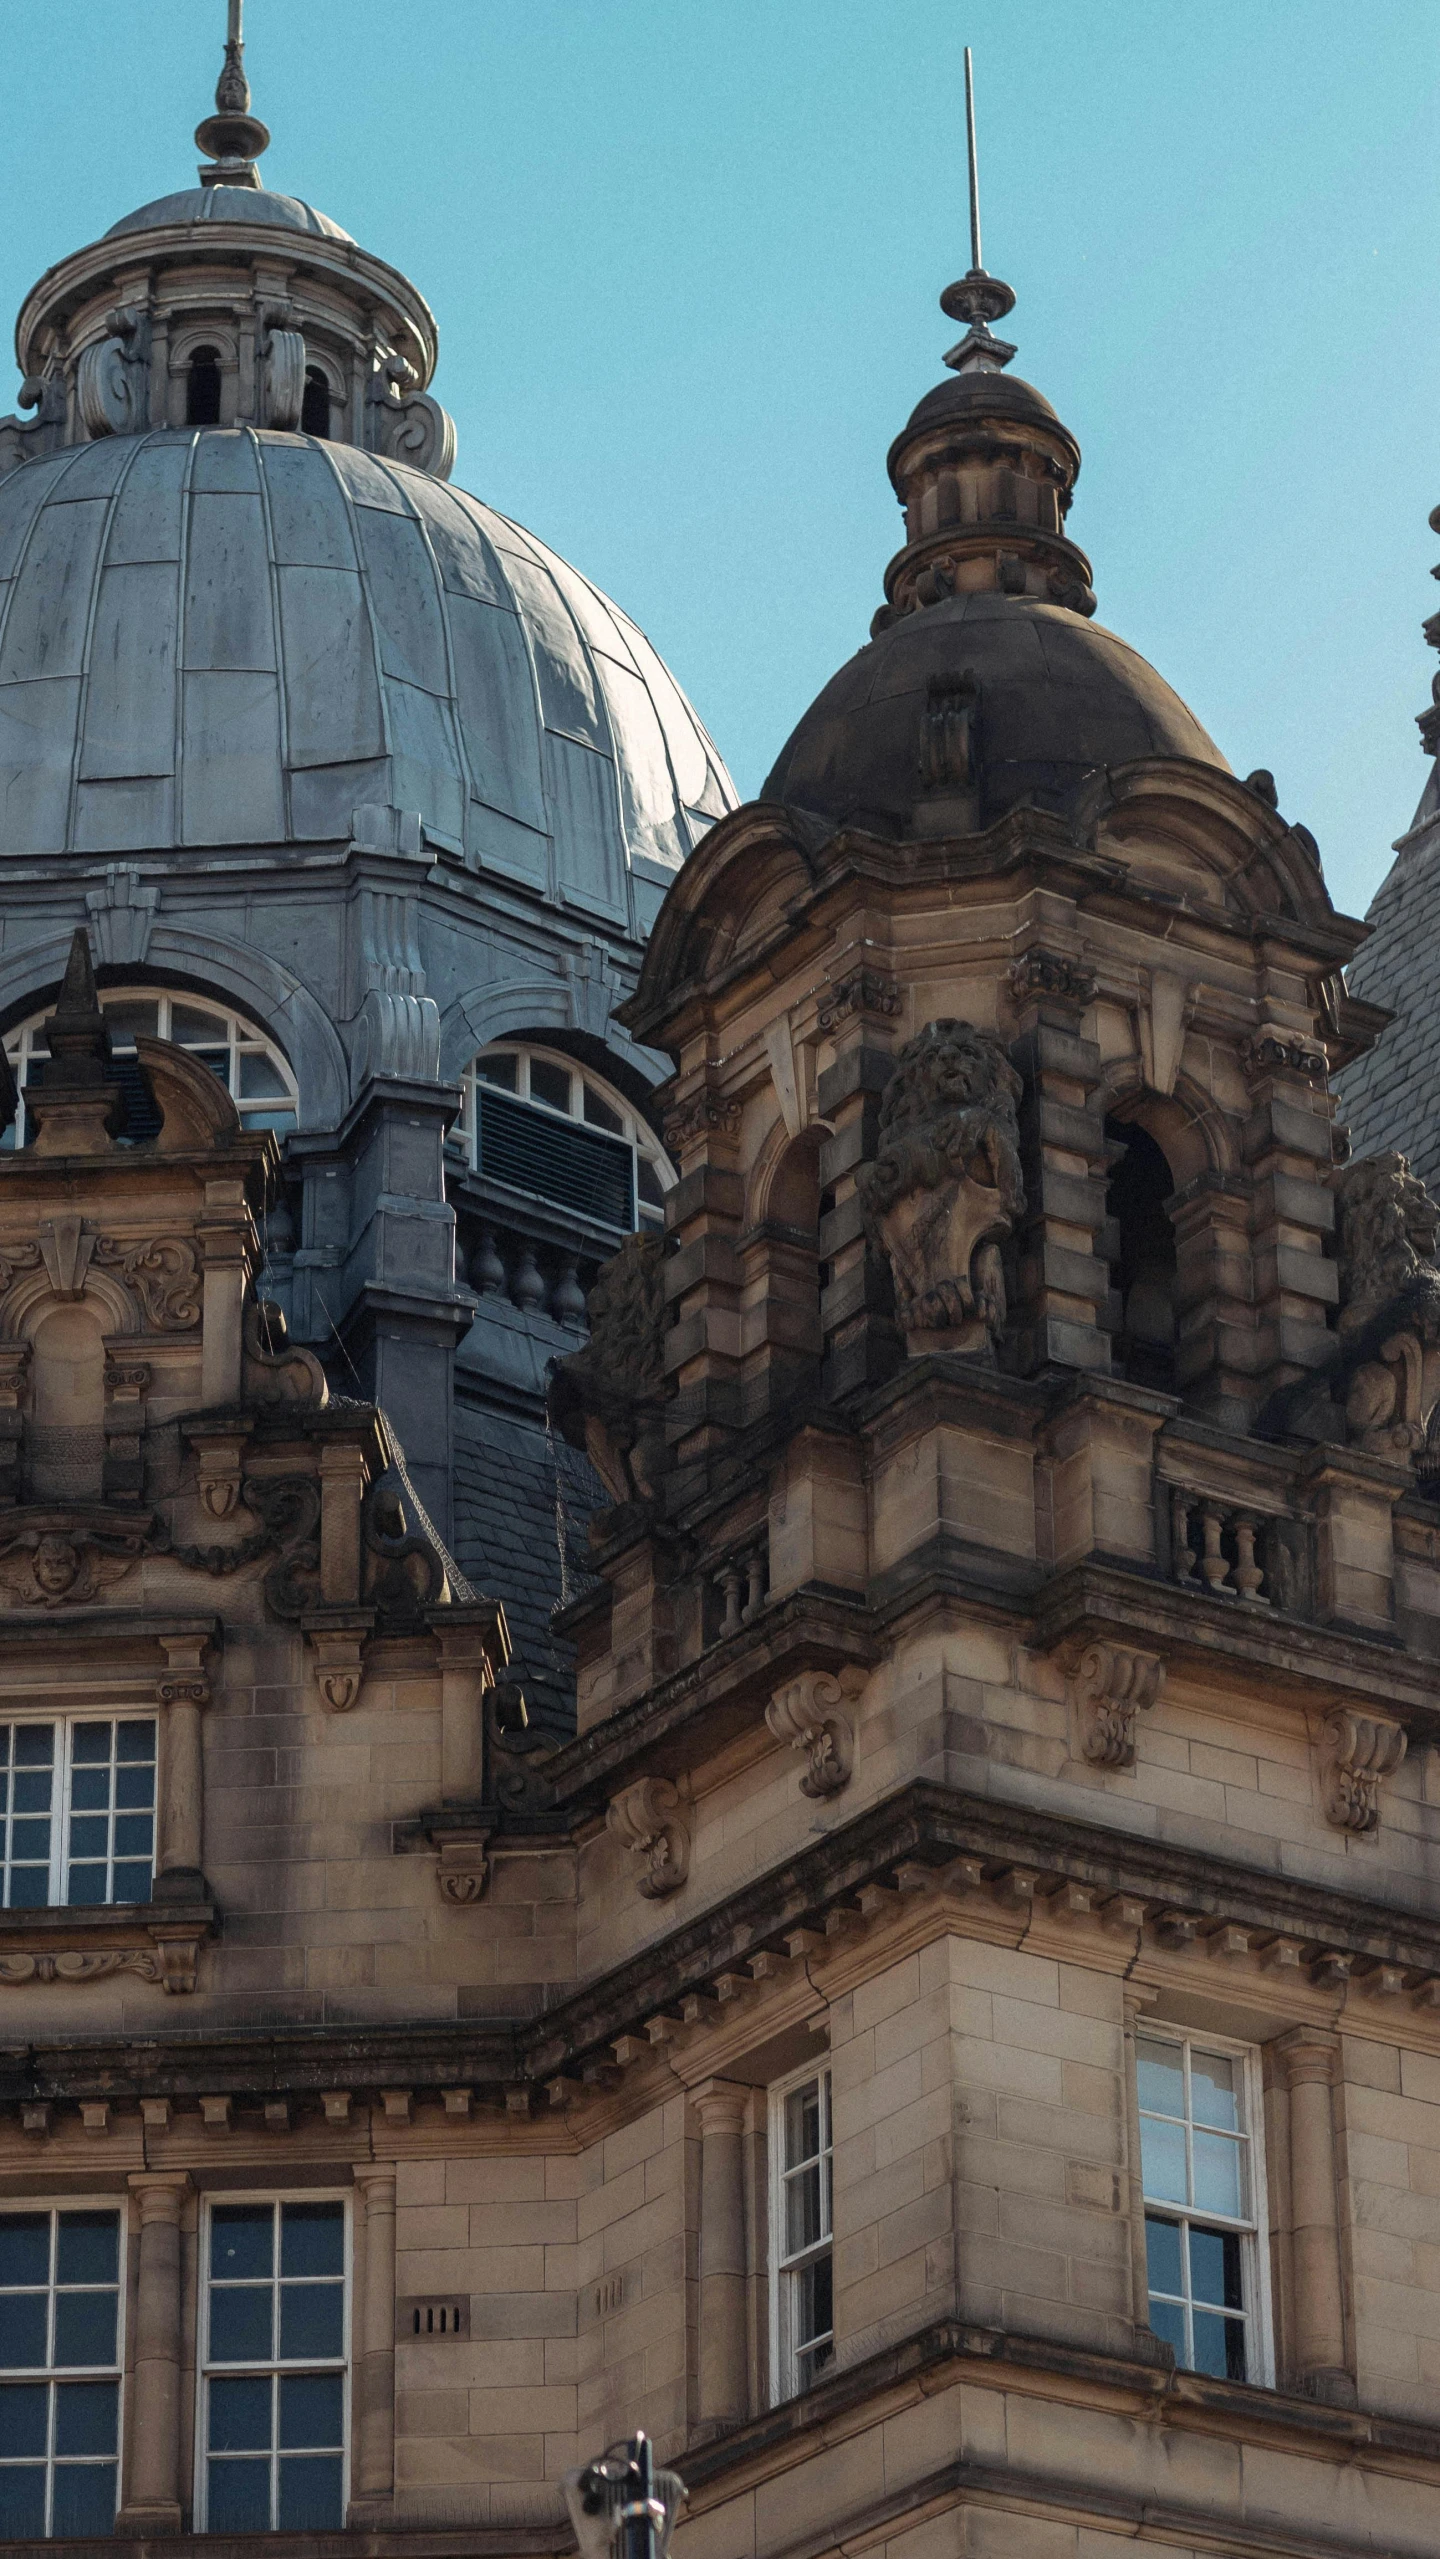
[195,0,271,188]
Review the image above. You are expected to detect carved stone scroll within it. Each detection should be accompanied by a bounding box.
[1319,1709,1407,1834]
[765,1668,866,1797]
[856,1018,1025,1353]
[607,1778,690,1898]
[76,309,149,439]
[1072,1643,1166,1769]
[93,1236,202,1330]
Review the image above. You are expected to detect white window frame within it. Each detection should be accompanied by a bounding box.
[0,2196,128,2541]
[2,987,298,1149]
[196,2191,351,2536]
[767,2061,834,2405]
[458,1041,673,1231]
[0,1713,157,1911]
[1137,2024,1274,2387]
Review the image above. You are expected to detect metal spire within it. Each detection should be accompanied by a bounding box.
[940,46,1017,375]
[195,0,271,189]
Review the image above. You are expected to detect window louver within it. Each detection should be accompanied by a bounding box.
[476,1090,635,1230]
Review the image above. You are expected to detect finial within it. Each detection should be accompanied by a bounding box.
[940,48,1018,376]
[195,0,271,190]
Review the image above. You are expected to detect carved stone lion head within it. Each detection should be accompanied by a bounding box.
[1335,1151,1440,1334]
[857,1019,1025,1349]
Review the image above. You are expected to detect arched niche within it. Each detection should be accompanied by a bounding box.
[740,1122,830,1419]
[1104,1113,1179,1391]
[27,1302,106,1502]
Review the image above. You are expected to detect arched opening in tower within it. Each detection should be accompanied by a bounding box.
[186,347,223,427]
[1104,1116,1178,1392]
[301,367,331,437]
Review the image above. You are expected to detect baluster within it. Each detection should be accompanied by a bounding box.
[717,1561,744,1637]
[741,1545,766,1623]
[1171,1488,1197,1584]
[1199,1502,1231,1594]
[1232,1512,1267,1604]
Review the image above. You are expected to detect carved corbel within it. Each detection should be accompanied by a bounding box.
[188,1429,250,1521]
[435,1833,492,1904]
[1319,1708,1407,1834]
[607,1778,690,1898]
[76,307,149,439]
[765,1667,866,1797]
[301,1610,375,1714]
[1072,1642,1166,1768]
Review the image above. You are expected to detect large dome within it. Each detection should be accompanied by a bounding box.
[763,590,1227,837]
[105,185,352,241]
[0,427,732,896]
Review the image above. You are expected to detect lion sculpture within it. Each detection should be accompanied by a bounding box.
[857,1018,1025,1353]
[547,1230,668,1511]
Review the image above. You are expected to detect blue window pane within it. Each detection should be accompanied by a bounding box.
[7,1865,49,1909]
[209,2375,272,2452]
[53,2461,117,2536]
[1139,2112,1186,2206]
[1144,2216,1183,2297]
[207,2457,271,2532]
[1148,2294,1187,2363]
[0,2382,48,2455]
[14,1728,53,1768]
[1192,2308,1247,2381]
[114,1815,152,1857]
[57,2213,118,2290]
[116,1765,154,1809]
[13,1773,51,1814]
[280,2202,344,2278]
[209,2286,273,2363]
[70,1727,110,1765]
[279,2370,342,2449]
[211,2204,272,2282]
[54,2291,117,2369]
[0,2295,49,2369]
[0,2464,45,2536]
[54,2292,117,2364]
[67,1816,109,1859]
[0,2216,49,2289]
[279,2282,343,2361]
[1193,2132,1244,2220]
[278,2453,343,2531]
[69,1770,109,1812]
[66,1864,110,1906]
[54,2379,117,2457]
[117,1721,155,1762]
[115,1861,153,1904]
[1189,2225,1244,2311]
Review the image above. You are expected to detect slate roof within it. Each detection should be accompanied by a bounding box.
[451,1400,603,1745]
[1335,782,1440,1193]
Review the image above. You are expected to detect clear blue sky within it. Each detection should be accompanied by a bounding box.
[3,1,1439,922]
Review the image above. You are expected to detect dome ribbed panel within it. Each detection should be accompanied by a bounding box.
[0,429,735,911]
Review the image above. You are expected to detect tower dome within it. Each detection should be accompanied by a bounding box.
[763,259,1226,839]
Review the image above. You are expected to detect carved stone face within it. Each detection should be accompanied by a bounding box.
[32,1537,79,1596]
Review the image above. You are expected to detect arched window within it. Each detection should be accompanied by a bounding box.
[1105,1116,1178,1390]
[185,346,223,427]
[301,367,331,438]
[2,989,298,1151]
[459,1043,671,1235]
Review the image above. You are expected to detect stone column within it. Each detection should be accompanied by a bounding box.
[117,2173,190,2531]
[351,2169,397,2505]
[694,2081,749,2426]
[1276,2028,1353,2404]
[155,1677,208,1891]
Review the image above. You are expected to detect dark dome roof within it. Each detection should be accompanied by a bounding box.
[106,186,352,241]
[894,368,1068,448]
[762,591,1228,837]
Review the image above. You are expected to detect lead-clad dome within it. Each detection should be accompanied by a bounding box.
[0,427,732,911]
[764,590,1227,836]
[106,186,352,241]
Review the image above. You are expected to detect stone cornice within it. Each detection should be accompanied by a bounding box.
[17,1779,1440,2111]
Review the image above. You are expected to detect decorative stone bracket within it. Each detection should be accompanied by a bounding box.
[607,1778,690,1898]
[1319,1708,1407,1834]
[434,1832,493,1904]
[300,1609,376,1715]
[765,1667,866,1798]
[1072,1642,1166,1769]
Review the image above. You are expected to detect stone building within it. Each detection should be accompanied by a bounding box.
[0,17,1438,2559]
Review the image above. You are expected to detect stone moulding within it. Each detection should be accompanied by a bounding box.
[1319,1707,1407,1834]
[1071,1642,1166,1769]
[765,1667,867,1797]
[607,1777,690,1897]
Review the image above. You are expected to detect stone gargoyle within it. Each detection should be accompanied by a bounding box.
[547,1230,668,1513]
[857,1018,1025,1354]
[1258,1150,1440,1469]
